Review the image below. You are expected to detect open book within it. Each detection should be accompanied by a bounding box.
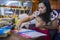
[16,29,46,38]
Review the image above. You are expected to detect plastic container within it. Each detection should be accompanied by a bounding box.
[0,29,4,35]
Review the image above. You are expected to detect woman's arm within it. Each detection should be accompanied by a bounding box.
[16,11,40,30]
[15,15,34,30]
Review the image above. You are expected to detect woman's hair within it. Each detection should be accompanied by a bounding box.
[38,0,52,23]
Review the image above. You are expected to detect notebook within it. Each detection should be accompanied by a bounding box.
[16,29,46,38]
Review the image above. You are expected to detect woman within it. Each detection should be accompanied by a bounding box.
[16,0,58,40]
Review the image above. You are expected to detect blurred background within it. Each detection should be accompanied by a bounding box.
[32,0,60,12]
[0,0,60,15]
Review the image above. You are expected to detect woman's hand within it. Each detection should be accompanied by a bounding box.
[33,10,40,17]
[15,19,22,30]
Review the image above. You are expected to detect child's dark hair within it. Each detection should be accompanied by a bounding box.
[38,0,52,23]
[38,14,48,24]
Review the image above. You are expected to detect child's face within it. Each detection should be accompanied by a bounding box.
[35,17,45,27]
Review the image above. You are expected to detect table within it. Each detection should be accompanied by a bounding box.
[11,29,46,40]
[11,33,42,40]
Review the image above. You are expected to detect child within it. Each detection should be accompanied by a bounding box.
[29,15,50,40]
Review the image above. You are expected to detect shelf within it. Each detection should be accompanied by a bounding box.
[0,6,30,10]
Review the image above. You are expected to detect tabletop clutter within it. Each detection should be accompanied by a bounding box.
[0,18,14,37]
[0,18,47,40]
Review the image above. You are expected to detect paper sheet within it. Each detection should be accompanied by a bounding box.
[17,29,46,38]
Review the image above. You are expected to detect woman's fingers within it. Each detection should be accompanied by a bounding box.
[33,11,40,17]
